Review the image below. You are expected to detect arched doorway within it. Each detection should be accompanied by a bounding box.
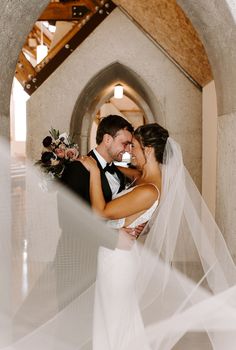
[70,62,164,154]
[89,95,146,151]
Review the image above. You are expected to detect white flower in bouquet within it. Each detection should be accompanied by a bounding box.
[59,132,70,146]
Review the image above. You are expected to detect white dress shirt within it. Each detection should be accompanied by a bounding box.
[93,149,120,198]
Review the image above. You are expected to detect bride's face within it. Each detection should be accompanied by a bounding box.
[131,137,146,170]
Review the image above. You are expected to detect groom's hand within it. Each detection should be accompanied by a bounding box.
[117,229,136,250]
[121,222,147,239]
[134,222,147,237]
[121,227,137,238]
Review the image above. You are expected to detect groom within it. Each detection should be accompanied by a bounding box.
[55,116,142,310]
[61,115,133,205]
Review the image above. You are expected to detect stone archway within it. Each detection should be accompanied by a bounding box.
[177,0,236,114]
[70,62,164,154]
[0,1,50,138]
[177,0,236,247]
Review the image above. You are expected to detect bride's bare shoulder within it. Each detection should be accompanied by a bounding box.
[133,183,160,198]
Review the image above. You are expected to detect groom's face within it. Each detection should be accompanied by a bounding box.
[106,129,132,162]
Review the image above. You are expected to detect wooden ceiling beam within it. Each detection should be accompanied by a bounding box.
[15,52,36,89]
[23,0,116,95]
[23,46,37,60]
[33,24,53,47]
[38,1,95,21]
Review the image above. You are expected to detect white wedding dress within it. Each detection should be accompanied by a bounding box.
[93,186,160,350]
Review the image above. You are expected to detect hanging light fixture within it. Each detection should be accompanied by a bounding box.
[36,23,48,64]
[114,84,123,99]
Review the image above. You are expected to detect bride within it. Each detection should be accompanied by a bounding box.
[79,122,236,350]
[79,123,169,350]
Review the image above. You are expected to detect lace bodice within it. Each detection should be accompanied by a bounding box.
[107,185,160,229]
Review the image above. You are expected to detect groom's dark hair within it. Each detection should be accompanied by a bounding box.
[96,115,133,145]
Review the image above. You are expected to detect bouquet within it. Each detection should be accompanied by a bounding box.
[36,127,79,178]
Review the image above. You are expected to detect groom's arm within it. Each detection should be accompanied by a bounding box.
[61,161,90,204]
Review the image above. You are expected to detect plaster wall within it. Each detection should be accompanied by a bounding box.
[27,8,202,187]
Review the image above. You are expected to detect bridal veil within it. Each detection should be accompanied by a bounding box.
[1,136,236,349]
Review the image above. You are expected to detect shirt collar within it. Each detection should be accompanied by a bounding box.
[93,149,110,169]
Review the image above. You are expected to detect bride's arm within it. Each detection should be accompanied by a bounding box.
[79,156,158,220]
[92,183,157,219]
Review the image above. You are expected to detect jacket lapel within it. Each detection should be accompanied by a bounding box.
[88,150,113,202]
[114,166,125,193]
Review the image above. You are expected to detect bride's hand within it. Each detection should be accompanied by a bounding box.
[79,156,99,173]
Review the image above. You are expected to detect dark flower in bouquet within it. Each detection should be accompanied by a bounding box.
[36,127,79,178]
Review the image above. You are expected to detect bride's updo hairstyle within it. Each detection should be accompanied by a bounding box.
[134,123,169,163]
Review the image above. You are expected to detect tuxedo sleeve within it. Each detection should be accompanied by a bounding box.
[60,161,90,204]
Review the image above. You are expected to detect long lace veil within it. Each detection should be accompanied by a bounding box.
[134,137,236,349]
[1,136,236,350]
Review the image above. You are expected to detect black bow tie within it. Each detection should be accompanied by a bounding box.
[104,163,116,175]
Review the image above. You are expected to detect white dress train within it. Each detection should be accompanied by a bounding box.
[93,186,160,350]
[93,246,150,350]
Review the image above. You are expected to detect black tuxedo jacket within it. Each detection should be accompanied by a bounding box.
[60,150,126,205]
[56,150,126,310]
